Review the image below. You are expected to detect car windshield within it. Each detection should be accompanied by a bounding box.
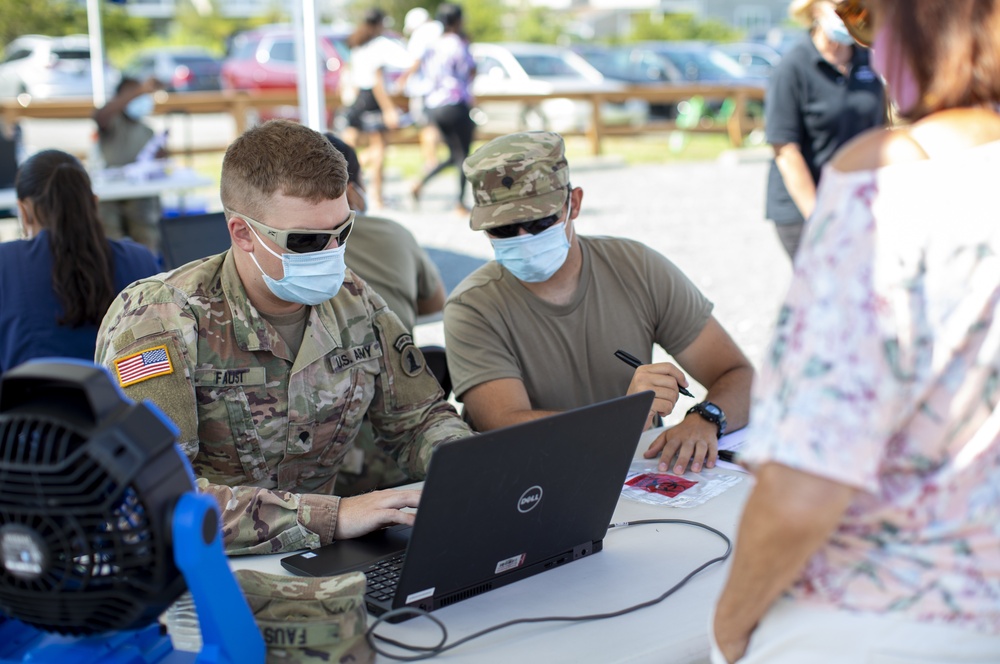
[52,49,90,61]
[654,48,745,80]
[513,53,585,79]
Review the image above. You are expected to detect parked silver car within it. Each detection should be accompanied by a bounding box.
[0,34,119,99]
[470,42,648,134]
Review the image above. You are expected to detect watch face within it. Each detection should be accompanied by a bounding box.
[702,403,721,417]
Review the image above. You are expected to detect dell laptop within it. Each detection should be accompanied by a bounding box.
[281,391,654,621]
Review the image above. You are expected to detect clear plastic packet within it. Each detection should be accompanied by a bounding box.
[621,460,743,508]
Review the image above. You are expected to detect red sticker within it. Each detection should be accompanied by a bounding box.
[625,473,696,497]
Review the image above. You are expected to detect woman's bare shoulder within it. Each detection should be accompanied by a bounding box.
[833,108,1000,173]
[830,128,928,173]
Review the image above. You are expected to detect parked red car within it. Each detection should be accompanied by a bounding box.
[221,26,350,120]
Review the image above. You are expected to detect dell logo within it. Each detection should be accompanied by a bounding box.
[517,486,543,513]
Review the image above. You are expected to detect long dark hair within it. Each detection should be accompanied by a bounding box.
[880,0,1000,120]
[15,150,116,328]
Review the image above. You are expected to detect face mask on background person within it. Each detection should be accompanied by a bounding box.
[489,201,573,283]
[820,14,856,45]
[246,224,348,305]
[125,94,155,121]
[871,23,921,114]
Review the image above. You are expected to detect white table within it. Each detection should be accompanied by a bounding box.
[230,428,752,664]
[0,169,213,209]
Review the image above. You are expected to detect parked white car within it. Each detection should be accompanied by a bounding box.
[0,34,119,100]
[470,42,648,134]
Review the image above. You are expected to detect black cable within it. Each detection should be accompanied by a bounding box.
[365,518,732,661]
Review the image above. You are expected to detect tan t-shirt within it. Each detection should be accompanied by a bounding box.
[344,214,442,332]
[443,236,713,411]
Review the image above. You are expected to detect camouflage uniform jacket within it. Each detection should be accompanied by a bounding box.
[95,250,470,555]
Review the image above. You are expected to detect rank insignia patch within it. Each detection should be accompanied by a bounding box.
[114,345,174,387]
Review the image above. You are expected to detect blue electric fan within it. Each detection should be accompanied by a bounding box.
[0,360,264,663]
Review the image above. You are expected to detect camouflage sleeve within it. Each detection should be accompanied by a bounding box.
[366,304,473,478]
[197,479,340,556]
[95,282,201,453]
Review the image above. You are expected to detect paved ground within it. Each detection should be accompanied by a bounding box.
[395,152,792,376]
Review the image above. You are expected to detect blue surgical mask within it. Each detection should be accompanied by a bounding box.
[489,203,572,283]
[821,15,855,45]
[247,224,347,305]
[125,94,155,120]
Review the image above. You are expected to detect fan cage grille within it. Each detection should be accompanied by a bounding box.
[0,414,178,634]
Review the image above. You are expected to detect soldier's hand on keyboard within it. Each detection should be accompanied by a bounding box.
[334,488,422,540]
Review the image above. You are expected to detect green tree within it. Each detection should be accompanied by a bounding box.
[513,6,566,44]
[622,12,740,44]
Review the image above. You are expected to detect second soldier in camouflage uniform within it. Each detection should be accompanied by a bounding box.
[96,120,472,555]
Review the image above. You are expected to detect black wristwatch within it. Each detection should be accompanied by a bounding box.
[687,401,727,439]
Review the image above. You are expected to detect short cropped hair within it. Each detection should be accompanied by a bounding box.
[879,0,1000,120]
[220,120,348,219]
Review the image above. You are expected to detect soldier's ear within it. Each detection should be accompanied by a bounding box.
[228,215,255,253]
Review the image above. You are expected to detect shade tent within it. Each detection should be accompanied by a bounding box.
[85,0,326,130]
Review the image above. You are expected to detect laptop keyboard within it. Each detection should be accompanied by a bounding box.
[364,553,405,603]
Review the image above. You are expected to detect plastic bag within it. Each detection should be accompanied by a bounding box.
[621,460,743,508]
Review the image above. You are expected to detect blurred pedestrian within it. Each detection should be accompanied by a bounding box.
[0,150,159,373]
[712,0,1000,661]
[92,76,168,252]
[403,7,444,175]
[343,8,414,210]
[409,3,476,214]
[764,0,884,259]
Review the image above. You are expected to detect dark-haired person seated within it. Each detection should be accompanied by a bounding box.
[444,131,754,476]
[0,149,159,373]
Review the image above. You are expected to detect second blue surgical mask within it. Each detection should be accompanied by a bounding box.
[490,202,572,283]
[125,94,155,120]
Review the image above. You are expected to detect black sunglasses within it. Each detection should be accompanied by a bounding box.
[228,209,355,254]
[487,189,572,239]
[487,213,562,239]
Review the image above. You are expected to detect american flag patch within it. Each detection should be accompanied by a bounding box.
[114,345,174,387]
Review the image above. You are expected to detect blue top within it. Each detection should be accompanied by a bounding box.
[0,229,161,373]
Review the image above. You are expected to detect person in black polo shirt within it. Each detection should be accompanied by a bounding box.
[764,0,885,258]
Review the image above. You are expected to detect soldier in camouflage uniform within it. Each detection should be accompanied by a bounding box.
[444,130,754,477]
[95,119,472,555]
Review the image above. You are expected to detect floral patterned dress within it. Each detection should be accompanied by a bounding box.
[744,139,1000,634]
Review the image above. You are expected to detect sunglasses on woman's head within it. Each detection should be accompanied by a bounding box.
[835,0,874,47]
[229,209,355,253]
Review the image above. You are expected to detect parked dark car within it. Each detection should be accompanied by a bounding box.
[125,47,223,92]
[576,42,763,120]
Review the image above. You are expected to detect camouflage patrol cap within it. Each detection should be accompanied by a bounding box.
[463,131,569,231]
[234,569,374,664]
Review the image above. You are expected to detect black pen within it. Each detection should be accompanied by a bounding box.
[614,349,695,398]
[717,449,737,463]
